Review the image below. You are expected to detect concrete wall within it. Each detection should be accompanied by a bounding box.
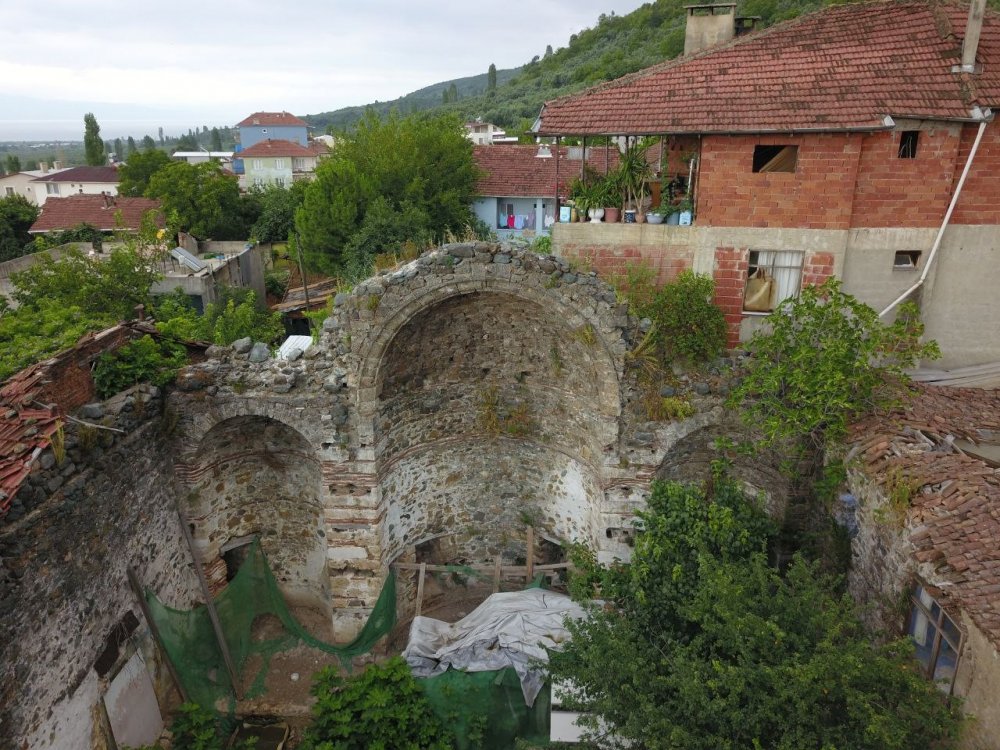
[35,181,118,206]
[0,172,41,204]
[0,390,200,750]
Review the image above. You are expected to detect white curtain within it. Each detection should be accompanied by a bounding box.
[754,250,802,306]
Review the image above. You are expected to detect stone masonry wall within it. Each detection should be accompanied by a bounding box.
[0,389,200,750]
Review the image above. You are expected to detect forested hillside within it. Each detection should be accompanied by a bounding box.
[303,0,840,135]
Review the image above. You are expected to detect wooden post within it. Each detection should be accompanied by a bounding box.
[176,507,243,700]
[126,567,189,703]
[526,526,534,584]
[415,562,426,617]
[493,558,502,593]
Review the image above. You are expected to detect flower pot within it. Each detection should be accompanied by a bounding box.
[587,207,605,223]
[679,210,693,226]
[623,209,636,224]
[604,207,620,223]
[646,212,664,224]
[666,211,681,225]
[636,211,646,223]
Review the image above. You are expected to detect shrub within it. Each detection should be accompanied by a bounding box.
[301,657,453,750]
[653,270,727,363]
[93,334,187,399]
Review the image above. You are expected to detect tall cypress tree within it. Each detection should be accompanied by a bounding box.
[83,113,105,166]
[487,63,497,92]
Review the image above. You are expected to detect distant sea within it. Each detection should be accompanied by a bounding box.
[0,118,213,142]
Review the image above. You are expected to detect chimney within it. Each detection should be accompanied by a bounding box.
[684,3,737,55]
[960,0,987,72]
[52,160,63,169]
[40,162,49,174]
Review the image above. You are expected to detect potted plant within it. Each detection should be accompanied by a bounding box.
[677,194,694,225]
[619,137,654,224]
[599,172,622,223]
[645,205,668,224]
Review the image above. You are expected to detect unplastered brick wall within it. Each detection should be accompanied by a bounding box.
[0,403,199,750]
[183,415,329,610]
[712,246,749,348]
[951,120,1000,225]
[850,125,961,229]
[697,133,862,229]
[560,241,693,285]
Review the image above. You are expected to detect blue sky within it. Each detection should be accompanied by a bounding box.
[0,0,647,141]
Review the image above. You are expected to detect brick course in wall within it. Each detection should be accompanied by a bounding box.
[712,246,749,348]
[559,242,693,285]
[951,121,1000,226]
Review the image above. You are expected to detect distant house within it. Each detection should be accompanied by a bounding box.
[234,111,311,179]
[465,120,519,146]
[0,164,71,205]
[171,151,235,167]
[238,139,329,190]
[28,195,162,234]
[472,144,619,237]
[30,166,119,206]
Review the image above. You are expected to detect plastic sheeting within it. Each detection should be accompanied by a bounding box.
[403,588,586,706]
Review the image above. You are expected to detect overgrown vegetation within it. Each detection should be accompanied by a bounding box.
[729,278,940,453]
[0,194,40,261]
[300,657,454,750]
[152,287,284,346]
[93,334,186,399]
[550,476,963,749]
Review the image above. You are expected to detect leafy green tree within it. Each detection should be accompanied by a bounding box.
[142,135,156,150]
[550,478,962,750]
[176,133,199,151]
[158,126,164,144]
[295,111,477,274]
[84,113,106,166]
[448,83,458,102]
[301,657,454,750]
[118,149,171,197]
[153,287,283,346]
[210,127,223,151]
[729,278,940,452]
[343,196,431,268]
[113,137,123,158]
[127,136,138,156]
[487,63,497,92]
[250,182,307,243]
[0,195,40,261]
[5,155,20,173]
[146,161,244,239]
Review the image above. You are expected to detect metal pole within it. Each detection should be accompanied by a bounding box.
[126,567,189,703]
[176,507,243,700]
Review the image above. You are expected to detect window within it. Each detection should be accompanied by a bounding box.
[293,158,305,171]
[274,178,285,187]
[46,183,60,195]
[908,584,961,693]
[898,131,919,159]
[252,159,264,170]
[743,251,803,313]
[274,159,285,169]
[252,177,264,187]
[752,145,798,173]
[893,250,921,269]
[4,187,12,197]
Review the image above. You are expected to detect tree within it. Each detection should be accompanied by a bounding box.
[146,161,244,239]
[5,155,20,173]
[210,127,223,151]
[175,133,199,151]
[550,478,963,749]
[113,137,123,159]
[300,657,453,750]
[729,278,940,452]
[126,136,138,156]
[295,111,477,275]
[142,135,156,150]
[118,149,171,197]
[157,126,164,144]
[487,63,497,92]
[448,83,458,102]
[0,195,39,261]
[545,44,554,57]
[84,113,106,166]
[249,182,308,243]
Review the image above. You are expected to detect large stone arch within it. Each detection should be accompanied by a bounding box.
[176,413,329,612]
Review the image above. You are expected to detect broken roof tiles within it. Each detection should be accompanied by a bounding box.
[850,385,1000,647]
[539,1,1000,136]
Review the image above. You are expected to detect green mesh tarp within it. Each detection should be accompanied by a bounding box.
[420,668,551,750]
[145,539,396,711]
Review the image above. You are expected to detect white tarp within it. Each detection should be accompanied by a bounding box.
[402,588,587,706]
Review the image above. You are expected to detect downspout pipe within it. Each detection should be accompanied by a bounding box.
[879,111,992,318]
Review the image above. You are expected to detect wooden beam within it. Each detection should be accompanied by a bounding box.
[126,566,189,703]
[493,558,502,593]
[176,507,243,700]
[526,526,534,583]
[415,562,426,617]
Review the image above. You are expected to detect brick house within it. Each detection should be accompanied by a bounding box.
[536,0,1000,370]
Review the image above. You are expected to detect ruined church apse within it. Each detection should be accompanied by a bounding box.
[185,415,329,610]
[372,291,620,565]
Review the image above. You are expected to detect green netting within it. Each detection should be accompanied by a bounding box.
[420,668,551,750]
[145,539,396,712]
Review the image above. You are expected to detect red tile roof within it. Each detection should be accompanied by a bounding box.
[849,385,1000,647]
[474,144,620,198]
[237,111,309,127]
[31,166,119,184]
[239,139,315,158]
[538,0,1000,135]
[29,195,163,233]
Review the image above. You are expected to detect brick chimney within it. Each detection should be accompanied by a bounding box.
[684,3,737,55]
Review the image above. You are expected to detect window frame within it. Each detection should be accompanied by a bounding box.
[46,183,60,195]
[908,584,963,694]
[752,144,798,173]
[274,158,285,170]
[898,131,919,159]
[742,249,804,314]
